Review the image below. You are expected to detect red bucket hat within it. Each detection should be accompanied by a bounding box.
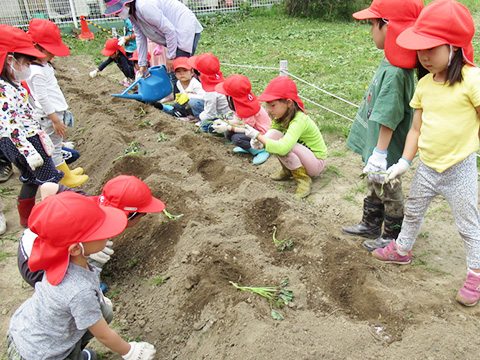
[28,192,128,286]
[257,76,305,113]
[215,75,260,118]
[173,57,192,71]
[187,53,225,91]
[104,0,134,16]
[130,49,151,62]
[28,18,70,57]
[96,175,166,214]
[0,25,45,69]
[396,0,475,64]
[101,38,126,57]
[353,0,424,69]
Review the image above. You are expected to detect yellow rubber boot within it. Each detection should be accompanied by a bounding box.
[270,160,291,181]
[290,166,312,198]
[71,167,84,175]
[56,161,89,188]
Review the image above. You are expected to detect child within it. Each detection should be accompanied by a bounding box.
[244,76,327,198]
[372,0,480,307]
[7,192,156,360]
[0,25,63,228]
[341,0,424,252]
[186,53,230,133]
[117,17,137,58]
[89,38,135,86]
[165,56,205,120]
[212,74,271,165]
[17,175,166,287]
[27,18,89,189]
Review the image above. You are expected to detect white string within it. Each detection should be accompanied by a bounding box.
[220,62,279,71]
[299,95,354,122]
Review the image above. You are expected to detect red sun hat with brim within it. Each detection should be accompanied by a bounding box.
[28,18,70,57]
[104,0,134,16]
[95,175,166,214]
[101,38,126,57]
[130,49,151,62]
[28,192,128,286]
[396,0,475,64]
[215,75,260,118]
[173,56,192,71]
[257,76,306,113]
[353,0,424,69]
[0,25,45,69]
[187,53,225,91]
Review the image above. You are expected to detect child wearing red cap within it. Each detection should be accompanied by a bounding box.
[89,38,135,86]
[7,192,156,360]
[186,53,230,133]
[0,25,64,228]
[17,175,165,287]
[212,74,271,165]
[27,18,89,190]
[342,0,424,252]
[244,76,327,198]
[372,0,480,308]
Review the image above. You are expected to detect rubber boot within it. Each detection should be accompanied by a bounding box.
[249,148,270,165]
[271,160,291,181]
[342,198,384,239]
[233,147,248,154]
[291,166,312,198]
[71,167,84,175]
[363,213,403,251]
[56,161,89,188]
[17,197,35,228]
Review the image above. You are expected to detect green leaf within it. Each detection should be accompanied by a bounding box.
[271,309,284,320]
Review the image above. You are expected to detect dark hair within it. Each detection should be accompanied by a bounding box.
[274,99,301,131]
[0,53,36,88]
[378,18,388,30]
[415,58,429,81]
[227,96,235,112]
[445,47,464,87]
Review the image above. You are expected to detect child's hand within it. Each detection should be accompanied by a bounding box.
[363,147,387,183]
[250,138,264,150]
[89,70,98,78]
[89,240,114,264]
[122,342,156,360]
[53,121,67,138]
[117,37,127,47]
[212,120,231,133]
[26,153,44,171]
[385,158,411,183]
[244,124,260,139]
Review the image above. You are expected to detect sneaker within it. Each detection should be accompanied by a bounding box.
[82,349,97,360]
[372,240,411,264]
[456,271,480,306]
[0,163,13,183]
[233,147,249,154]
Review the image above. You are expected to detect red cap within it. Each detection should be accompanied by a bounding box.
[96,175,165,214]
[130,49,151,62]
[215,75,260,118]
[173,56,192,71]
[257,76,305,113]
[187,53,225,91]
[28,18,70,57]
[397,0,475,64]
[0,25,45,69]
[353,0,424,69]
[101,38,126,57]
[28,192,128,286]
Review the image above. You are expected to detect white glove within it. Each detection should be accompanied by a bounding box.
[386,158,411,183]
[26,153,44,171]
[89,240,114,264]
[117,37,126,47]
[244,124,260,139]
[122,342,156,360]
[135,71,143,81]
[212,120,231,133]
[250,138,264,150]
[89,70,98,78]
[363,147,387,183]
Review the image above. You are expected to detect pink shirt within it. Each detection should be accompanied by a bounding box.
[232,106,271,135]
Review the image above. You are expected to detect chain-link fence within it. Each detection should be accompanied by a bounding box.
[0,0,283,29]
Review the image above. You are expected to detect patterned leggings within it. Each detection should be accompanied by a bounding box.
[397,153,480,269]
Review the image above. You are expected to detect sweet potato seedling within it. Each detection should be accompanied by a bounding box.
[272,226,294,252]
[359,171,388,196]
[163,208,184,220]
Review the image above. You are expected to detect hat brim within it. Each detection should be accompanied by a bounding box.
[104,0,134,16]
[257,93,280,102]
[397,27,446,51]
[101,48,116,56]
[186,56,198,69]
[353,7,381,20]
[136,197,166,213]
[215,82,227,96]
[41,43,70,57]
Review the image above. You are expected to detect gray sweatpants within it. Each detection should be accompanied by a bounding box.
[38,112,64,167]
[397,153,480,269]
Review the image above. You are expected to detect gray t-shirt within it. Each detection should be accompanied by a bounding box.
[9,263,103,360]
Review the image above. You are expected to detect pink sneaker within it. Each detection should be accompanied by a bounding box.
[456,271,480,306]
[372,240,411,264]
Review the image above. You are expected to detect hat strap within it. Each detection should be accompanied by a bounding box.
[78,243,89,259]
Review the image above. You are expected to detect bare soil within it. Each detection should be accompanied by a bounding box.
[1,55,480,360]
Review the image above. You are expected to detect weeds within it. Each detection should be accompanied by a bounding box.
[119,259,137,269]
[113,141,141,163]
[144,275,170,285]
[0,186,15,198]
[157,132,170,142]
[272,226,294,252]
[1,230,20,242]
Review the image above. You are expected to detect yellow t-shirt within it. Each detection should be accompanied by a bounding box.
[410,65,480,173]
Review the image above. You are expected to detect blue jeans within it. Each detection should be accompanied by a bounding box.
[189,98,204,119]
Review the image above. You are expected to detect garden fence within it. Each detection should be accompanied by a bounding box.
[0,0,283,29]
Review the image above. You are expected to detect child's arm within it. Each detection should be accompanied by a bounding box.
[47,112,67,138]
[198,93,218,122]
[376,125,393,152]
[363,125,393,183]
